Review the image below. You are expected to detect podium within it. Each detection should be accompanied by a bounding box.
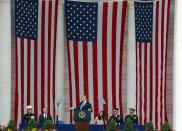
[74,109,91,131]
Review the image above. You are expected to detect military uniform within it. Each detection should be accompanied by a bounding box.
[109,115,124,125]
[125,115,138,124]
[22,113,36,124]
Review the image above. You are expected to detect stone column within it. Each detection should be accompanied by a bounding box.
[126,1,136,112]
[0,0,11,125]
[173,0,182,130]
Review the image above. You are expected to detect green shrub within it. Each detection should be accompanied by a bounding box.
[106,118,118,131]
[123,119,134,131]
[27,119,37,131]
[145,121,154,131]
[44,120,53,130]
[161,121,171,131]
[7,120,16,130]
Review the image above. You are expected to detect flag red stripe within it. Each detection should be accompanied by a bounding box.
[47,0,53,114]
[14,38,19,124]
[102,2,108,120]
[73,42,80,106]
[139,43,142,124]
[67,41,73,123]
[27,39,31,105]
[119,1,127,116]
[52,0,58,120]
[144,43,147,124]
[149,43,153,121]
[20,38,25,119]
[34,40,38,117]
[92,40,99,118]
[83,41,89,98]
[41,1,46,110]
[111,1,118,108]
[155,1,159,128]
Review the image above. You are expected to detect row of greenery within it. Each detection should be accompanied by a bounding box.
[0,119,53,131]
[0,119,171,131]
[106,119,171,131]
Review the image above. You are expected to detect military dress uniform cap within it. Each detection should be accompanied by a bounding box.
[129,108,135,111]
[26,105,32,109]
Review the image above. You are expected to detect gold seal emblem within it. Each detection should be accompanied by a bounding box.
[78,111,86,118]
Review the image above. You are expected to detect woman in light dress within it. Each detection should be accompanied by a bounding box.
[94,111,106,125]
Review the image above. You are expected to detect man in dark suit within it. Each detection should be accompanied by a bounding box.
[78,95,92,112]
[39,108,52,125]
[125,108,138,124]
[109,107,124,124]
[22,105,36,124]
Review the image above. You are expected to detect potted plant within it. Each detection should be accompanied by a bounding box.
[145,121,154,131]
[106,119,118,131]
[161,121,171,131]
[123,119,134,131]
[26,119,37,131]
[44,120,53,131]
[7,120,16,131]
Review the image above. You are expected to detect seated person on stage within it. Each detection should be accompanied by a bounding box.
[109,107,124,124]
[22,105,36,124]
[125,108,138,124]
[75,95,93,112]
[94,111,106,125]
[39,107,52,125]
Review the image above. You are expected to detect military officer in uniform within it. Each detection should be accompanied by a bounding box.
[109,107,124,124]
[125,108,138,124]
[22,105,36,123]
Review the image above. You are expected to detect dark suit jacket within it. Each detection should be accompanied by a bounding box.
[125,115,138,124]
[109,115,124,125]
[22,113,36,124]
[78,101,93,112]
[39,113,52,124]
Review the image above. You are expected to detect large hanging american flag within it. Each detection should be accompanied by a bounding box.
[65,0,127,122]
[135,0,170,129]
[14,0,58,124]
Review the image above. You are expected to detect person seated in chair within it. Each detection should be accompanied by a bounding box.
[94,111,106,125]
[39,107,52,125]
[109,107,124,125]
[22,105,36,124]
[125,108,138,124]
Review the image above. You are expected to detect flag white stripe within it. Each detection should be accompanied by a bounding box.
[158,0,162,127]
[147,44,150,122]
[97,2,103,112]
[152,1,156,125]
[136,43,140,119]
[87,42,94,123]
[50,0,56,116]
[78,42,84,97]
[44,0,49,110]
[17,38,21,125]
[24,39,28,113]
[107,2,113,117]
[115,2,122,110]
[30,40,35,107]
[37,0,42,116]
[69,41,76,109]
[141,43,145,124]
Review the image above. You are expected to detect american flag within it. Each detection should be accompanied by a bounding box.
[14,0,58,124]
[135,0,170,129]
[65,0,127,122]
